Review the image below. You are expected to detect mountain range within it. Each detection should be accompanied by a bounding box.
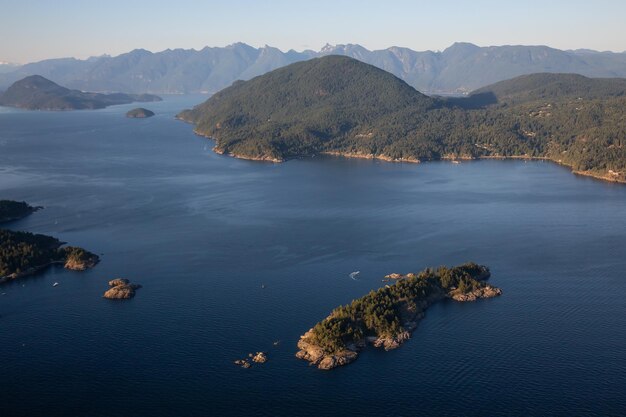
[1,42,626,95]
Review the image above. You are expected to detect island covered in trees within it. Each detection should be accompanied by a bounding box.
[296,263,501,370]
[126,107,155,118]
[0,75,161,110]
[178,55,626,183]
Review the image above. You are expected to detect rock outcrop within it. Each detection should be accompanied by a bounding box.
[450,285,502,301]
[63,246,99,271]
[103,278,141,299]
[234,359,251,369]
[372,331,411,350]
[296,329,359,370]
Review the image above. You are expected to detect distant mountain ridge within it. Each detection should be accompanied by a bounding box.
[2,42,626,94]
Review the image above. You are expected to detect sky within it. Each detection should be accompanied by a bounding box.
[1,0,625,64]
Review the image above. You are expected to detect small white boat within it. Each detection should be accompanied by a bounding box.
[349,271,360,280]
[52,282,59,287]
[452,160,461,164]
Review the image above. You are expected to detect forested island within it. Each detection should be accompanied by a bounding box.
[296,263,501,370]
[178,56,626,183]
[126,107,155,118]
[0,75,161,110]
[0,200,40,223]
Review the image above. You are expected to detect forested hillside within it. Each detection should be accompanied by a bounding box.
[179,56,626,183]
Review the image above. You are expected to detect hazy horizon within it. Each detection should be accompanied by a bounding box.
[1,0,625,64]
[4,40,626,66]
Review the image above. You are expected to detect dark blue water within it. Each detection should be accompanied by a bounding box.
[1,97,625,417]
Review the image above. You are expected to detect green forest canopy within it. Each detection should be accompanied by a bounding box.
[179,56,626,181]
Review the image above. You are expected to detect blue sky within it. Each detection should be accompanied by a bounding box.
[1,0,625,63]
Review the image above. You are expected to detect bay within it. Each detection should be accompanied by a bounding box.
[1,96,625,416]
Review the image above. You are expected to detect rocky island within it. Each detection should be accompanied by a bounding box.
[103,278,141,299]
[126,107,155,118]
[0,200,40,223]
[233,352,268,369]
[0,75,161,110]
[0,229,99,283]
[296,263,501,370]
[178,55,626,183]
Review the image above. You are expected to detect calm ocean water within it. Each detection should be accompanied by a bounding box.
[1,96,625,417]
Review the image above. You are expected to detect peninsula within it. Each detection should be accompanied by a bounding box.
[0,200,40,223]
[296,263,501,370]
[0,229,99,283]
[178,55,626,184]
[0,75,161,110]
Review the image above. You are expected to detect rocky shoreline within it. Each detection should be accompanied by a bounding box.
[177,129,626,185]
[296,265,501,370]
[213,147,283,163]
[320,151,421,164]
[0,251,100,284]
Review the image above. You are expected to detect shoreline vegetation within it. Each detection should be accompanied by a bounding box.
[0,201,99,283]
[175,123,626,185]
[177,56,626,185]
[295,263,501,370]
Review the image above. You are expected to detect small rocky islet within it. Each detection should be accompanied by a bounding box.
[234,352,268,369]
[296,263,501,370]
[103,278,142,299]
